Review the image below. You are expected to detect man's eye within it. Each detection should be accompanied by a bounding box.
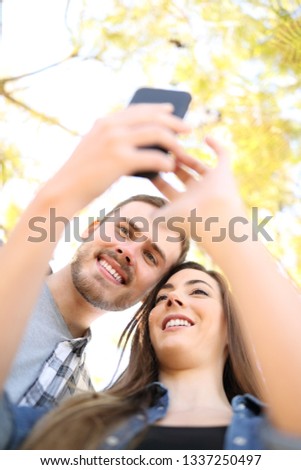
[118,225,130,237]
[155,294,167,304]
[191,288,209,296]
[144,251,157,265]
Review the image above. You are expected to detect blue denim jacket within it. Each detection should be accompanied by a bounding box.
[1,382,301,450]
[98,383,267,450]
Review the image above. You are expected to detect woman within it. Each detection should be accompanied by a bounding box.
[1,261,298,449]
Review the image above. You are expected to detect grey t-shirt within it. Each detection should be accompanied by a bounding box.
[4,283,73,403]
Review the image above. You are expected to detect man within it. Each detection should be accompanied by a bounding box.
[1,104,191,407]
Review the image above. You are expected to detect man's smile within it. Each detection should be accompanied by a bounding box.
[96,256,128,285]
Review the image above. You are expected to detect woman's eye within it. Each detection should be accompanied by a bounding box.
[144,251,157,265]
[155,294,167,304]
[191,288,209,296]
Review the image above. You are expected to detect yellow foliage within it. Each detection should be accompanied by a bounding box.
[0,145,23,186]
[3,202,22,235]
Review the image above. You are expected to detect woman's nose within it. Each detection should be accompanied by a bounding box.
[166,293,183,307]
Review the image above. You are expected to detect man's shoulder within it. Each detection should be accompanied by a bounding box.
[34,282,53,307]
[32,283,71,336]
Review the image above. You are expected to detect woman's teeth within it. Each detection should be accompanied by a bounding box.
[165,319,192,329]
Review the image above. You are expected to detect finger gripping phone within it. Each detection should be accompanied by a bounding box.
[128,87,192,179]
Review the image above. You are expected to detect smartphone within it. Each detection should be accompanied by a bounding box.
[128,87,192,179]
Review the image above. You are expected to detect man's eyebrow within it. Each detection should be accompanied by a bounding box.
[159,279,214,291]
[150,241,166,264]
[127,219,166,264]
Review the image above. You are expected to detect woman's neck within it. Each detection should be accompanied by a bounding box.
[159,364,231,415]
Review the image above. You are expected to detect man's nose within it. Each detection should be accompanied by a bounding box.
[115,244,136,266]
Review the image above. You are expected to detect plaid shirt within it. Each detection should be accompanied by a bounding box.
[18,331,94,407]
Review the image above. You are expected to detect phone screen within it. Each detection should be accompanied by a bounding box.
[128,87,191,179]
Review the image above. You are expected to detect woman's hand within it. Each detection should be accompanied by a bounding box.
[152,136,247,251]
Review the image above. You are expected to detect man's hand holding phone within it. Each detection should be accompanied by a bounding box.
[57,101,191,209]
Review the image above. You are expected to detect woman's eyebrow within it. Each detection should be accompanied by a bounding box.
[159,283,174,291]
[185,279,214,291]
[159,279,214,292]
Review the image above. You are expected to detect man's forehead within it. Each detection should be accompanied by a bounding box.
[116,201,160,219]
[116,201,169,238]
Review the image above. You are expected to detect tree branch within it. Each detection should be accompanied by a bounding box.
[0,53,79,86]
[3,92,79,136]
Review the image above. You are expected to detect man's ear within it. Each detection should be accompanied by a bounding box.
[81,220,101,241]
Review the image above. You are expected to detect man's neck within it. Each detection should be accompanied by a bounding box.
[46,266,105,338]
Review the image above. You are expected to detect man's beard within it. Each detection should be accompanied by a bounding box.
[71,244,136,311]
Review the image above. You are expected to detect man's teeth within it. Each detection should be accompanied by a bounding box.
[165,319,192,329]
[99,259,123,283]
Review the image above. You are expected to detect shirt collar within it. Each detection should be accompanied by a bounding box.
[232,393,265,414]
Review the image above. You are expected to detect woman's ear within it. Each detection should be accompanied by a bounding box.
[81,220,101,241]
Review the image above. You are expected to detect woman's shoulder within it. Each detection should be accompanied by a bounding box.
[0,392,50,449]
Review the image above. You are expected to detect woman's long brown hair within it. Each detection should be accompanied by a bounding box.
[22,262,262,450]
